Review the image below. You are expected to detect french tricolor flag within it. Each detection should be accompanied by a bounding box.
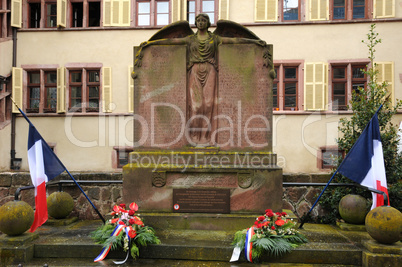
[28,124,65,232]
[338,112,389,209]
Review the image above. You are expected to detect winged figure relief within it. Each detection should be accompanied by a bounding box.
[133,14,273,146]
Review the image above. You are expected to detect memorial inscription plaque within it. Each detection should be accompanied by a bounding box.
[173,189,230,213]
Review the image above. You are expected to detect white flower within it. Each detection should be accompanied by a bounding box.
[123,235,129,251]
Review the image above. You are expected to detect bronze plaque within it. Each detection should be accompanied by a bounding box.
[173,189,230,213]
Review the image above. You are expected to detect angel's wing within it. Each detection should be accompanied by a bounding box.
[213,20,260,40]
[148,20,194,41]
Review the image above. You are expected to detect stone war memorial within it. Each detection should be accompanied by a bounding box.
[123,14,281,214]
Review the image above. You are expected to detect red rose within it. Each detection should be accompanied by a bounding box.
[119,203,126,209]
[281,212,287,216]
[271,226,275,230]
[258,216,265,221]
[118,221,125,225]
[128,210,135,216]
[129,219,135,225]
[275,212,282,217]
[266,211,274,218]
[265,209,273,213]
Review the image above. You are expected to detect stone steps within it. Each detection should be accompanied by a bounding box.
[28,214,366,266]
[3,213,400,266]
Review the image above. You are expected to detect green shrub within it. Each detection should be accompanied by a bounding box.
[318,24,402,224]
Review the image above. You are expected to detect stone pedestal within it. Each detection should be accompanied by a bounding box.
[123,150,282,213]
[362,239,402,267]
[0,232,38,265]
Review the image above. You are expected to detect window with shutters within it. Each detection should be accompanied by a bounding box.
[329,63,367,111]
[273,62,303,111]
[26,0,54,28]
[25,0,101,28]
[70,0,101,27]
[187,0,217,25]
[67,68,100,113]
[25,69,58,113]
[255,0,304,22]
[282,0,300,21]
[330,0,369,20]
[136,0,170,26]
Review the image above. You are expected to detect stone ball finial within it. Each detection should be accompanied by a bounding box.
[0,200,34,236]
[47,191,74,219]
[365,206,402,244]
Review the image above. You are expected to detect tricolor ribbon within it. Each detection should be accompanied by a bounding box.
[230,226,255,262]
[244,226,255,262]
[94,224,127,263]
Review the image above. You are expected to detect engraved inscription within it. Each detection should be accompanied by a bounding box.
[173,189,230,213]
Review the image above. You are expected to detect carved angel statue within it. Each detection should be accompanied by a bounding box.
[134,14,273,146]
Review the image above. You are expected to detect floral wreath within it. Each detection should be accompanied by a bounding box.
[231,209,308,263]
[91,202,160,264]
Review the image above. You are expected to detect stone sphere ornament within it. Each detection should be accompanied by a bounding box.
[0,200,34,236]
[47,191,74,219]
[338,194,368,224]
[365,206,402,244]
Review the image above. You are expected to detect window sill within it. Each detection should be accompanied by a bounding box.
[273,110,354,115]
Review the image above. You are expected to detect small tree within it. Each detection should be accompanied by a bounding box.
[318,24,402,224]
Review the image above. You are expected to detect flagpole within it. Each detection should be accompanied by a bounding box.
[11,98,106,223]
[299,104,384,229]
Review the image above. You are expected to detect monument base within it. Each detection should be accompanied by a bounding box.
[123,150,282,213]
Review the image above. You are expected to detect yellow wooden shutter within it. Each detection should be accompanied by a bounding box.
[128,66,134,113]
[121,0,131,26]
[304,62,328,111]
[171,0,182,22]
[57,0,67,27]
[374,0,395,18]
[375,62,394,105]
[309,0,328,21]
[219,0,229,20]
[104,0,112,26]
[112,0,120,25]
[182,0,187,20]
[57,67,66,113]
[12,67,23,113]
[11,0,22,28]
[102,67,112,113]
[255,0,278,22]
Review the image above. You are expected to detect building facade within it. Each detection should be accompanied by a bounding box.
[0,0,401,174]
